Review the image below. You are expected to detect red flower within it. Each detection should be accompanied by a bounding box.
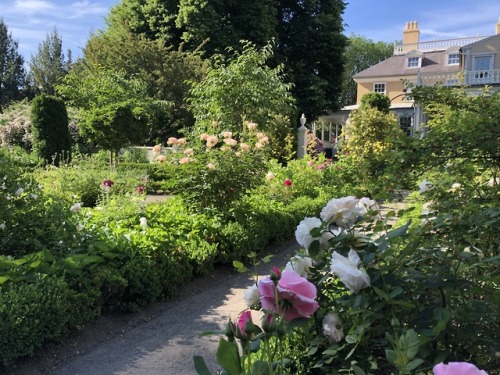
[103,179,114,187]
[137,185,145,194]
[284,179,292,187]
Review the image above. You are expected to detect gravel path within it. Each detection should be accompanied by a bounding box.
[7,239,299,375]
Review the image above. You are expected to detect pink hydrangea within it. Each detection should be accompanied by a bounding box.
[258,270,319,322]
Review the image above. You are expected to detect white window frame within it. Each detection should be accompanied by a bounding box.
[447,53,460,66]
[373,82,386,94]
[407,56,420,68]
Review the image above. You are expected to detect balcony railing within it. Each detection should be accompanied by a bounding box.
[417,69,500,87]
[394,36,486,55]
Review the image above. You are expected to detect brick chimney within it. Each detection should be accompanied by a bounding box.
[403,21,420,45]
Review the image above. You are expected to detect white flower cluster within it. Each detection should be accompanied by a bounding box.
[320,196,378,229]
[294,196,376,295]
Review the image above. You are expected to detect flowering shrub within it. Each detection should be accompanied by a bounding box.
[154,123,268,212]
[197,195,498,374]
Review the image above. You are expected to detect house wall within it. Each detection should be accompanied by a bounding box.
[464,37,500,70]
[356,78,416,104]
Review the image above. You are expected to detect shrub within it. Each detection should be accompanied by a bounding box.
[0,276,70,365]
[0,149,79,257]
[31,94,71,166]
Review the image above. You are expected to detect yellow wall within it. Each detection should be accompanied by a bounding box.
[355,77,416,104]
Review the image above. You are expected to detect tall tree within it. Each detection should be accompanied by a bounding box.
[106,0,184,48]
[29,28,70,95]
[99,0,347,120]
[176,0,278,55]
[275,0,347,119]
[340,35,393,107]
[0,19,26,112]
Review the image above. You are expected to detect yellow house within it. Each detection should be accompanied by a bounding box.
[318,18,500,141]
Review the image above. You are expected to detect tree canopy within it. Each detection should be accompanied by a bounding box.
[28,28,71,96]
[0,19,25,112]
[340,34,393,107]
[101,0,348,120]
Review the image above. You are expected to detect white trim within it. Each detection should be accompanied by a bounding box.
[446,53,460,66]
[406,56,421,68]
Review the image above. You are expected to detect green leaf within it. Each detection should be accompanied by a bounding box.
[352,365,366,375]
[251,361,271,375]
[193,355,213,375]
[372,286,389,301]
[345,334,358,344]
[404,329,420,360]
[216,337,242,375]
[406,358,424,372]
[308,239,320,258]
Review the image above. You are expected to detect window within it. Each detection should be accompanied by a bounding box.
[407,57,420,68]
[373,83,386,94]
[473,55,493,71]
[472,55,493,82]
[399,115,412,136]
[447,53,460,65]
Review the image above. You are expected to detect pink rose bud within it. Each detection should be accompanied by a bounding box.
[137,185,145,194]
[270,266,282,281]
[284,178,292,187]
[262,312,276,333]
[236,310,254,340]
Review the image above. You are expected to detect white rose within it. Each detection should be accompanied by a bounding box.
[139,217,148,228]
[0,222,6,230]
[418,180,433,193]
[295,217,322,249]
[320,196,361,229]
[322,312,344,343]
[356,197,378,215]
[285,255,313,278]
[70,203,82,213]
[243,284,260,307]
[330,249,370,293]
[15,187,24,196]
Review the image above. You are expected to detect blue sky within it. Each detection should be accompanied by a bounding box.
[1,0,499,63]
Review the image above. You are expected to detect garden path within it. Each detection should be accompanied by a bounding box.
[9,239,300,375]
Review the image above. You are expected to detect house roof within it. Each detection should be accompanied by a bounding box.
[353,50,461,80]
[461,33,500,50]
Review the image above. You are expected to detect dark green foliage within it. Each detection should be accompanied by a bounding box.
[100,0,347,119]
[30,94,71,166]
[118,256,162,312]
[84,101,147,153]
[360,92,391,113]
[0,19,26,111]
[0,276,70,365]
[274,0,348,117]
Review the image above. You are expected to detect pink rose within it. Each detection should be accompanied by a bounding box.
[258,270,319,322]
[236,310,253,339]
[284,179,292,187]
[433,362,488,375]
